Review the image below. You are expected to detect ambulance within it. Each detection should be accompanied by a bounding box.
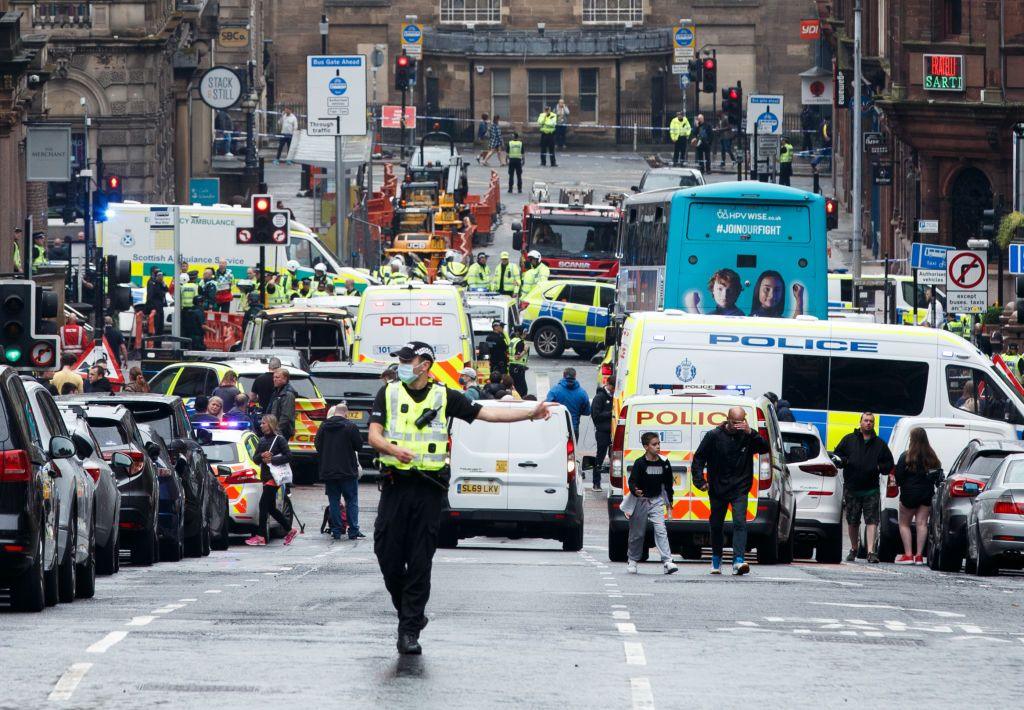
[351,283,475,388]
[613,311,1024,451]
[97,202,375,291]
[607,388,795,564]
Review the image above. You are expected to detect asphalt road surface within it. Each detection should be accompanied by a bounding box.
[3,480,1022,709]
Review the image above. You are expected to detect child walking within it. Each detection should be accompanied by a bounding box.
[626,433,678,575]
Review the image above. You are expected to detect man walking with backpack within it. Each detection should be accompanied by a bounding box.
[315,404,365,540]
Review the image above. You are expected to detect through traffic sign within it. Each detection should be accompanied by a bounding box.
[306,55,367,137]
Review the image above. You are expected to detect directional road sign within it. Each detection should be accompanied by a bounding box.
[673,23,696,62]
[306,55,367,137]
[1009,243,1024,275]
[746,95,784,135]
[946,249,987,314]
[910,242,951,271]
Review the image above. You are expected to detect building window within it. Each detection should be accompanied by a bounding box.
[440,0,501,24]
[491,69,511,120]
[582,0,643,24]
[578,68,598,123]
[944,0,962,36]
[528,69,561,118]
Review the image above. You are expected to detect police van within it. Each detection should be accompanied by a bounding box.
[351,284,475,389]
[614,312,1024,450]
[607,388,795,564]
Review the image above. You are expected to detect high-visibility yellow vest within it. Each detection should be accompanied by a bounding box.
[32,244,46,266]
[378,382,449,472]
[467,263,491,288]
[509,336,528,366]
[780,143,794,163]
[508,140,523,159]
[669,117,692,142]
[180,282,199,308]
[521,261,550,294]
[389,271,409,285]
[491,262,520,294]
[270,271,295,305]
[442,261,468,282]
[1003,354,1022,372]
[537,113,557,134]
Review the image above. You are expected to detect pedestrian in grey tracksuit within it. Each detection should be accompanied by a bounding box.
[626,432,678,575]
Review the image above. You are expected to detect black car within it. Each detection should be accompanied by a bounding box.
[137,424,187,562]
[61,411,122,575]
[0,368,78,611]
[310,361,384,466]
[23,379,97,603]
[927,439,1024,572]
[61,403,161,566]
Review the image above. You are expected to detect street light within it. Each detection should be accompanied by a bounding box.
[319,14,328,54]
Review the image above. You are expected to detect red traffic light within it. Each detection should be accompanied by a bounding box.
[825,198,837,214]
[727,88,739,100]
[703,58,716,70]
[397,55,410,67]
[107,176,120,189]
[253,195,271,213]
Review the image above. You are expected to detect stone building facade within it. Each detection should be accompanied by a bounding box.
[266,0,817,142]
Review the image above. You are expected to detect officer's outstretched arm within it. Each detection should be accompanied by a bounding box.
[476,401,555,424]
[368,422,414,464]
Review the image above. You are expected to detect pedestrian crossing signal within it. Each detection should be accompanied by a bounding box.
[825,197,839,230]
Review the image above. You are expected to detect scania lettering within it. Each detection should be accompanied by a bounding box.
[617,182,829,318]
[614,312,1024,449]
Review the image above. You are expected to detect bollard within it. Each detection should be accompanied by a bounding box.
[812,170,821,194]
[632,123,638,152]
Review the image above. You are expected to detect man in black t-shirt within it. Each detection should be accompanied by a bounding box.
[250,357,281,411]
[625,432,677,575]
[368,341,553,655]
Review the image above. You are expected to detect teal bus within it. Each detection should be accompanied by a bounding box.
[616,182,830,319]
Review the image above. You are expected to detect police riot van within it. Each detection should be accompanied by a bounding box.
[607,388,795,564]
[351,283,475,389]
[614,312,1024,451]
[97,202,373,290]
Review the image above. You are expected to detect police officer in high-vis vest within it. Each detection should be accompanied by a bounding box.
[506,131,524,194]
[779,137,794,186]
[179,273,204,349]
[536,106,558,167]
[369,341,554,655]
[669,111,692,167]
[490,251,520,296]
[520,249,550,296]
[508,324,529,398]
[466,252,491,289]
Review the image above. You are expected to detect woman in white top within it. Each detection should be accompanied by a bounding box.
[555,99,570,150]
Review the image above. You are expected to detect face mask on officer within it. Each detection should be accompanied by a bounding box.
[398,359,428,385]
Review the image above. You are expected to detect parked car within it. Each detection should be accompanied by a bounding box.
[927,439,1024,572]
[137,424,186,562]
[880,418,1016,562]
[965,453,1024,575]
[0,367,77,611]
[23,379,97,602]
[631,167,705,193]
[441,402,584,551]
[309,361,383,467]
[61,409,122,575]
[780,422,843,563]
[65,393,223,557]
[60,403,161,566]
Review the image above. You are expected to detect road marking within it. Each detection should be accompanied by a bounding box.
[624,642,646,666]
[152,603,186,614]
[244,579,260,582]
[736,621,759,627]
[126,616,156,627]
[611,604,628,609]
[959,624,984,634]
[617,622,637,635]
[613,611,631,620]
[204,589,222,594]
[630,677,655,709]
[86,631,128,654]
[810,602,965,618]
[179,598,198,602]
[48,662,93,702]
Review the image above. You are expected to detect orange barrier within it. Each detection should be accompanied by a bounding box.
[204,311,244,351]
[131,310,162,351]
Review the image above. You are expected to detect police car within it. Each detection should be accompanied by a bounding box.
[519,279,615,359]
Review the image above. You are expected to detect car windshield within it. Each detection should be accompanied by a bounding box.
[468,304,505,320]
[967,452,1015,479]
[781,432,821,462]
[641,173,700,191]
[239,374,318,399]
[202,443,240,464]
[529,219,617,257]
[312,374,381,400]
[89,422,126,448]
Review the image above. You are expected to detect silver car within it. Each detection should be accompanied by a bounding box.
[965,454,1024,576]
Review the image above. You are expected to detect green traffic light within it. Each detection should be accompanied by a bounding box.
[5,347,22,363]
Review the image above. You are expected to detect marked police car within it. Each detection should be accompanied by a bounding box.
[519,279,615,359]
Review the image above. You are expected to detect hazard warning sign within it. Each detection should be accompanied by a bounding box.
[945,249,987,313]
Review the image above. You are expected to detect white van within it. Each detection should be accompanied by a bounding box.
[614,312,1024,452]
[441,401,584,551]
[607,391,795,565]
[828,273,944,324]
[877,416,1016,561]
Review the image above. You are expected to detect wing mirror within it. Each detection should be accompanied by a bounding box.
[49,435,76,460]
[144,441,162,461]
[963,481,982,496]
[216,464,233,478]
[72,432,95,459]
[110,451,133,474]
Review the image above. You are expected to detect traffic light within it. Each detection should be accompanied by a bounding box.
[394,54,412,91]
[825,197,839,230]
[687,59,702,84]
[0,281,60,370]
[721,86,742,127]
[104,175,123,203]
[239,194,289,246]
[981,208,998,239]
[701,57,717,93]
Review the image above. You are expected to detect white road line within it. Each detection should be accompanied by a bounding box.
[48,662,93,702]
[959,624,984,634]
[86,631,128,654]
[630,677,655,710]
[125,616,156,627]
[204,589,222,594]
[611,604,628,609]
[736,621,759,627]
[613,611,631,620]
[617,622,638,635]
[810,602,965,618]
[624,642,646,666]
[152,603,186,614]
[179,598,198,602]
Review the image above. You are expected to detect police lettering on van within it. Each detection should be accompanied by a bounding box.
[709,333,878,353]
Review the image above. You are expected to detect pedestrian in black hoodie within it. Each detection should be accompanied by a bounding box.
[834,412,894,563]
[315,403,365,540]
[590,375,615,490]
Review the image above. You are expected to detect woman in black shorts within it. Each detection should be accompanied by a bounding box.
[893,428,943,565]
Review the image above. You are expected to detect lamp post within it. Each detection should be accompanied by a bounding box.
[243,60,257,170]
[319,15,328,54]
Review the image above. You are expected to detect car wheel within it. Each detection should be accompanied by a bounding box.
[777,522,795,564]
[438,524,459,549]
[96,525,119,576]
[132,525,158,566]
[607,526,628,562]
[75,514,97,599]
[973,526,999,576]
[876,526,898,563]
[933,529,963,573]
[162,515,185,562]
[532,324,565,358]
[211,502,230,551]
[573,343,598,359]
[11,534,46,612]
[57,512,77,603]
[201,521,211,556]
[757,516,781,565]
[816,525,844,564]
[561,522,584,552]
[185,506,204,557]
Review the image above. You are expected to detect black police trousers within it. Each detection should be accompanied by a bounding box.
[374,475,446,635]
